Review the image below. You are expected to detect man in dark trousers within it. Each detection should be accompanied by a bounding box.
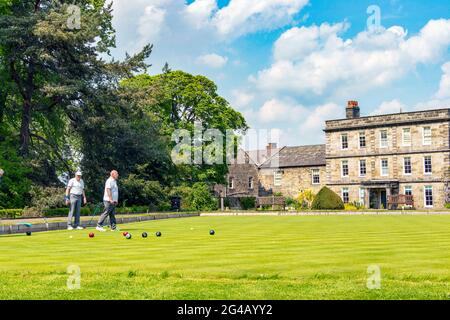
[96,170,119,231]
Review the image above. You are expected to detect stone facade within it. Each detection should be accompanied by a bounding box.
[325,104,450,209]
[223,102,450,210]
[258,166,325,198]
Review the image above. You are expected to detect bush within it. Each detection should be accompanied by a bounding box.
[0,132,32,209]
[170,183,218,211]
[0,209,24,219]
[285,197,300,210]
[297,190,316,209]
[239,197,256,210]
[25,186,66,216]
[344,203,358,211]
[120,174,169,209]
[311,187,345,210]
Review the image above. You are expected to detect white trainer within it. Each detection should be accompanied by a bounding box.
[67,226,73,230]
[76,226,84,230]
[96,226,106,232]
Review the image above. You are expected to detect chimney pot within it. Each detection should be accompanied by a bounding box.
[346,100,360,119]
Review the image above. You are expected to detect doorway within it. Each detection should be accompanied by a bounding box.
[369,189,387,209]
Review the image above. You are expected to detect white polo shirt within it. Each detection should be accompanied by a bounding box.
[103,177,119,202]
[67,178,85,195]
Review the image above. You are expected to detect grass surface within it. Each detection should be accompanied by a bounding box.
[0,215,449,300]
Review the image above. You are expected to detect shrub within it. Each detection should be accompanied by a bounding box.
[0,209,24,219]
[311,187,345,210]
[25,186,66,216]
[170,183,218,211]
[239,197,256,210]
[120,174,168,209]
[297,189,316,209]
[285,197,301,210]
[344,203,358,211]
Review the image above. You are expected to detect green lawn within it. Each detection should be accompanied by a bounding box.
[0,215,449,300]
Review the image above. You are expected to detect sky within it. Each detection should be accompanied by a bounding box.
[109,0,450,148]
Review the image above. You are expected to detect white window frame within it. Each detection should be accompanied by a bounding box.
[248,176,254,189]
[380,130,388,148]
[402,128,411,147]
[422,127,432,146]
[381,159,389,176]
[359,131,366,149]
[311,169,320,185]
[424,186,433,208]
[423,156,432,175]
[229,177,234,189]
[342,188,349,204]
[359,159,366,177]
[341,134,349,150]
[404,186,412,196]
[403,157,412,176]
[359,188,365,206]
[341,160,349,177]
[274,170,282,187]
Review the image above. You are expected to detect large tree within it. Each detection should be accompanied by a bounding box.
[121,70,248,184]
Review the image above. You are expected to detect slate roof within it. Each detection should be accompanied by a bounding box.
[260,144,326,168]
[233,148,282,166]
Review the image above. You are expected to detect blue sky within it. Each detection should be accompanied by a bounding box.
[110,0,450,147]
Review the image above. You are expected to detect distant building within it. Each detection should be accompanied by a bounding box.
[221,101,450,210]
[325,101,450,209]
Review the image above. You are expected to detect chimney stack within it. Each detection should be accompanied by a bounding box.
[346,100,360,119]
[266,143,277,156]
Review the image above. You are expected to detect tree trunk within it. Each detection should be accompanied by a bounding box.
[19,100,31,156]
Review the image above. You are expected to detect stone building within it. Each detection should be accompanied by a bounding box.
[222,144,326,202]
[222,101,450,209]
[258,145,326,198]
[325,101,450,209]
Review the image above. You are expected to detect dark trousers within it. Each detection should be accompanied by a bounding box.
[68,194,82,227]
[97,201,117,229]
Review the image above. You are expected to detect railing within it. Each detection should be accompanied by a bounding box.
[256,196,286,210]
[387,195,414,209]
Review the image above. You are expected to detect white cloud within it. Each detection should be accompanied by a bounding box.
[274,22,349,61]
[258,99,307,123]
[185,0,218,29]
[297,103,342,142]
[371,99,406,115]
[197,53,228,68]
[213,0,309,37]
[137,5,166,46]
[252,19,450,97]
[231,89,255,108]
[435,62,450,99]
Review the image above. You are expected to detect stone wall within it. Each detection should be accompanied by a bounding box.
[325,108,450,209]
[259,166,326,198]
[226,163,259,197]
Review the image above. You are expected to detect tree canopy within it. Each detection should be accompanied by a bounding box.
[0,0,248,209]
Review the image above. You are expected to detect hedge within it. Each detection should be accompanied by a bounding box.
[0,209,24,219]
[0,205,151,219]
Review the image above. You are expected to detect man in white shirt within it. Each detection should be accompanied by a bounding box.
[96,170,119,231]
[65,171,87,230]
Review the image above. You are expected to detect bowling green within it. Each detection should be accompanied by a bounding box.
[0,215,449,299]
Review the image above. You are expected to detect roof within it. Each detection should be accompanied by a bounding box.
[260,145,326,168]
[233,148,282,166]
